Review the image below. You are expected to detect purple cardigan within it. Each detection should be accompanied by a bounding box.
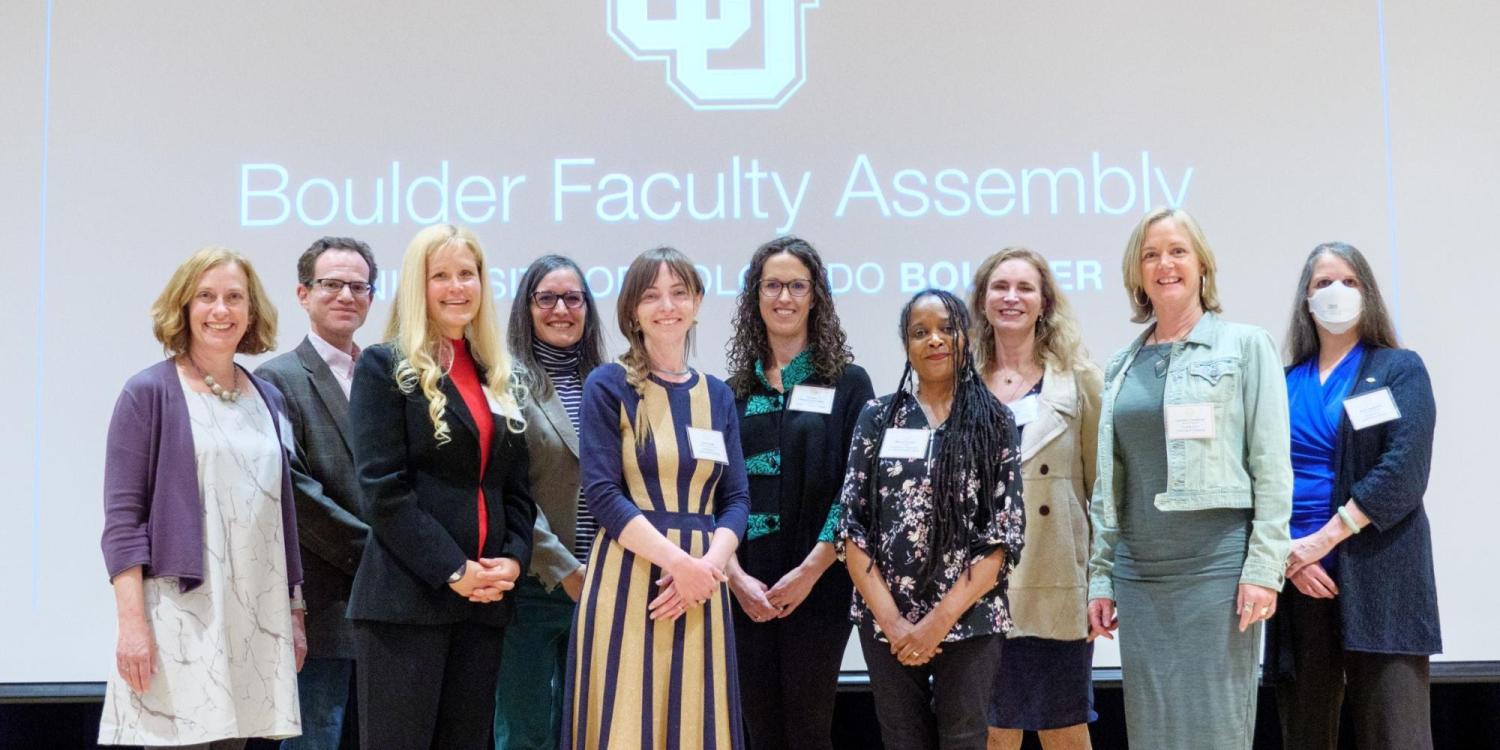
[101,358,303,594]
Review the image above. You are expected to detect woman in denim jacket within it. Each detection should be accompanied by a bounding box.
[1269,242,1439,749]
[1085,208,1292,750]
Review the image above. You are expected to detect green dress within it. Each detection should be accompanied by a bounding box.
[1112,344,1260,749]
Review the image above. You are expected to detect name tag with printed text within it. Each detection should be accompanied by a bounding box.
[788,385,837,414]
[879,428,932,460]
[1165,403,1216,440]
[686,426,730,464]
[1344,388,1401,430]
[1008,394,1041,427]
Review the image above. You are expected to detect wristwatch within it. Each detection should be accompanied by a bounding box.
[448,563,466,584]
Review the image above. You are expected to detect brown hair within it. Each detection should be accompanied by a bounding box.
[616,247,704,395]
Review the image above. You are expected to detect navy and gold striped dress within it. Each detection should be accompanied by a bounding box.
[562,363,750,749]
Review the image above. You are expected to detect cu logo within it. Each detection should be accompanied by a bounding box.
[608,0,821,111]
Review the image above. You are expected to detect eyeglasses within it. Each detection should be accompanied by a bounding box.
[759,278,813,298]
[531,291,587,310]
[310,278,374,297]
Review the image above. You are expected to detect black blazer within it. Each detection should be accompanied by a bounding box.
[346,342,536,627]
[255,337,370,658]
[1269,346,1440,680]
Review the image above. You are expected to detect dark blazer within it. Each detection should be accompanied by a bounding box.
[1269,346,1440,678]
[345,342,536,627]
[255,337,370,659]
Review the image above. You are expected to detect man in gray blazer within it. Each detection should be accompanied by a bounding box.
[255,237,378,750]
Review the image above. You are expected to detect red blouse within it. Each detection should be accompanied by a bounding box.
[448,338,494,555]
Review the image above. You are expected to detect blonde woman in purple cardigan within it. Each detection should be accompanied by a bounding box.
[98,247,306,749]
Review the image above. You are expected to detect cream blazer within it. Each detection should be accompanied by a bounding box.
[1005,360,1102,641]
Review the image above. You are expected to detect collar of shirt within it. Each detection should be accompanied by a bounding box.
[307,331,359,396]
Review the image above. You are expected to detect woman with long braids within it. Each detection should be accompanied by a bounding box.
[837,288,1026,750]
[562,247,751,749]
[723,236,874,750]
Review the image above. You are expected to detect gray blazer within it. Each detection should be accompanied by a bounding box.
[255,337,370,659]
[524,390,584,590]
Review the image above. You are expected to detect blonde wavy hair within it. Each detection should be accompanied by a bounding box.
[384,224,525,444]
[969,246,1088,373]
[1121,207,1223,323]
[151,246,277,356]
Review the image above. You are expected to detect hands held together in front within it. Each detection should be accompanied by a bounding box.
[448,557,521,603]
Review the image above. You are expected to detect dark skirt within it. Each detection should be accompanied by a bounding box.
[988,636,1097,730]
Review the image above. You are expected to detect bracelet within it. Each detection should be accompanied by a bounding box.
[1336,507,1362,535]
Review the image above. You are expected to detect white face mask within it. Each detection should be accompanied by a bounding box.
[1307,283,1362,334]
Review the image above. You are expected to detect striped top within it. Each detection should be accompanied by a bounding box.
[535,339,598,562]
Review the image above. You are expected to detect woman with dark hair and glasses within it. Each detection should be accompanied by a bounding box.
[493,255,608,749]
[837,289,1025,750]
[722,236,873,749]
[1267,242,1439,750]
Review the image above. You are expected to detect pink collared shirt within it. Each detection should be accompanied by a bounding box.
[307,331,360,398]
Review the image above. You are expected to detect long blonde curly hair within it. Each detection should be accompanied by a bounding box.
[385,224,526,444]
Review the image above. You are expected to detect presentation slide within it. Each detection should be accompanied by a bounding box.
[3,1,1496,683]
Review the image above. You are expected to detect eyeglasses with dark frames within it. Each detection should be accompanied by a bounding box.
[310,278,374,297]
[531,291,587,310]
[758,278,813,298]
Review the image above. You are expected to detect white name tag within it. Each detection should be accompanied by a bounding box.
[1344,387,1401,430]
[277,412,296,454]
[686,426,729,464]
[1008,394,1041,427]
[485,388,521,421]
[1165,402,1216,440]
[879,428,932,460]
[787,385,836,414]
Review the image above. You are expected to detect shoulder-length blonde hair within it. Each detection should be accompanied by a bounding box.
[385,224,525,444]
[151,246,277,356]
[969,246,1087,372]
[1121,207,1223,323]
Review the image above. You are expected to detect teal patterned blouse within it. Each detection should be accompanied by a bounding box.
[740,351,841,542]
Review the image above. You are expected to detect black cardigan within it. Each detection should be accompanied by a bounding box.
[346,343,536,627]
[1269,346,1440,678]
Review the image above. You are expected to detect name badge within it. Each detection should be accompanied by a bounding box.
[788,385,836,414]
[1165,403,1216,440]
[686,426,729,464]
[1344,387,1401,430]
[879,428,932,460]
[277,412,296,454]
[1007,394,1041,427]
[485,388,521,421]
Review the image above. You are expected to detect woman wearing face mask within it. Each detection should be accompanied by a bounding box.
[562,247,750,749]
[723,236,874,750]
[1086,208,1291,749]
[493,255,609,749]
[970,248,1101,750]
[1267,242,1439,750]
[837,289,1025,750]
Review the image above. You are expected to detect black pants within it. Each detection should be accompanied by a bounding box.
[860,629,1001,750]
[1275,586,1433,750]
[732,599,849,750]
[353,619,505,750]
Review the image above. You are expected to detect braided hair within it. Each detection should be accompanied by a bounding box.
[865,289,1018,589]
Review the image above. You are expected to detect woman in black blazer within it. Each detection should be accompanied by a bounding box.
[347,224,535,750]
[1270,242,1439,750]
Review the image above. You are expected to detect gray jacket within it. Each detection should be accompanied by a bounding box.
[524,390,585,590]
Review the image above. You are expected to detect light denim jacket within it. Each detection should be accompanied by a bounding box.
[1086,312,1291,600]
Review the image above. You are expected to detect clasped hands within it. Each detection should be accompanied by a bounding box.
[649,554,727,622]
[448,557,521,603]
[1285,530,1340,600]
[881,610,954,668]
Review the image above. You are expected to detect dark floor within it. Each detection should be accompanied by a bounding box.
[4,682,1498,748]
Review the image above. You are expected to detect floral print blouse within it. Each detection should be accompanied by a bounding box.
[836,393,1025,643]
